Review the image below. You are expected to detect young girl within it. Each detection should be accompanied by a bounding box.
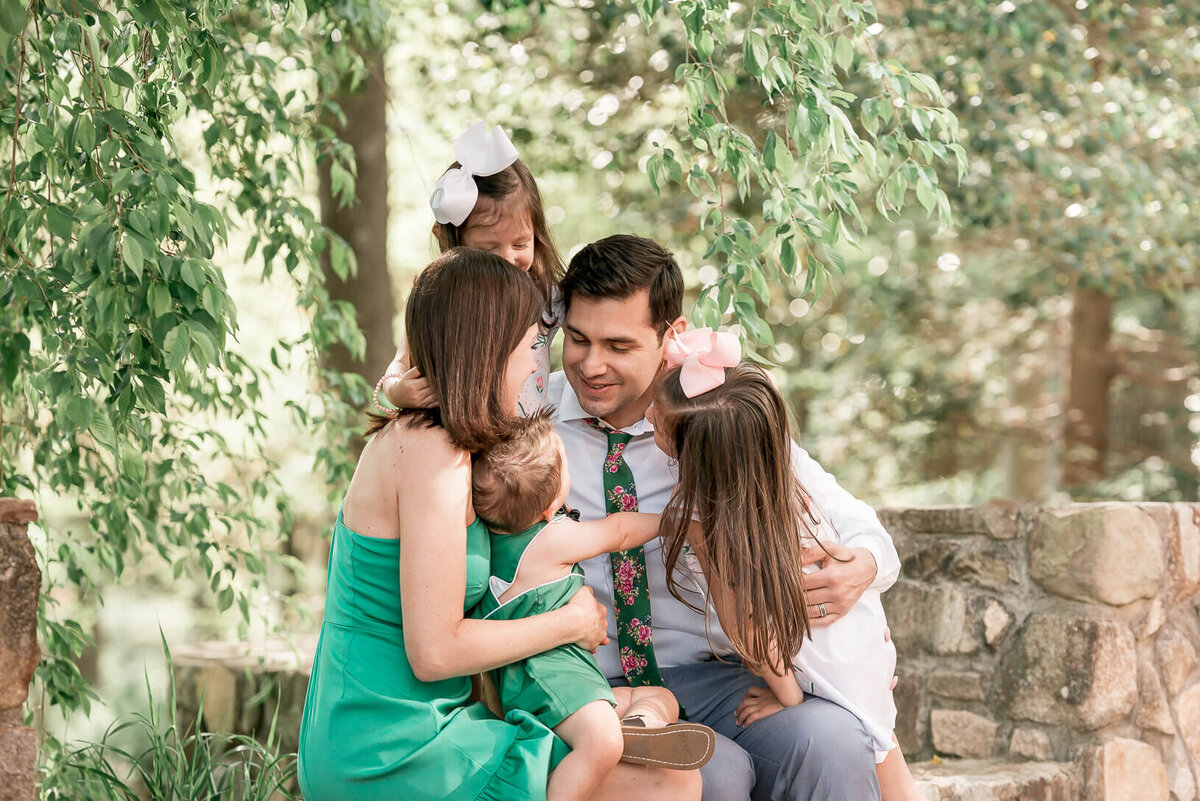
[379,122,563,416]
[471,411,716,801]
[648,329,922,801]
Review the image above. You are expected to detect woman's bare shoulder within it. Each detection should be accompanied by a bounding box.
[365,418,469,474]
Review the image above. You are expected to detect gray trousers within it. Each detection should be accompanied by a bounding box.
[617,659,882,801]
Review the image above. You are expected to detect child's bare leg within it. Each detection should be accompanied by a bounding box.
[614,685,679,728]
[548,700,624,801]
[876,737,922,801]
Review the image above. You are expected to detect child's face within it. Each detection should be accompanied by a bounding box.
[503,325,540,414]
[646,403,676,458]
[461,210,535,273]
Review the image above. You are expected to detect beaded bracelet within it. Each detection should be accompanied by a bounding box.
[373,373,409,413]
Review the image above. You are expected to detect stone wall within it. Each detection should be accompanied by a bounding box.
[0,498,41,801]
[881,503,1200,801]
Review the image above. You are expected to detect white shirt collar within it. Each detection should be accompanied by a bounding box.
[553,371,656,436]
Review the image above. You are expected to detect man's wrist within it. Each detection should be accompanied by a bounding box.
[852,546,879,585]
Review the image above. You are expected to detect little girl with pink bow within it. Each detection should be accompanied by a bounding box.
[647,327,923,801]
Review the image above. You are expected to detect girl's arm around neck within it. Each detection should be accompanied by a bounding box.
[397,427,602,682]
[532,512,664,570]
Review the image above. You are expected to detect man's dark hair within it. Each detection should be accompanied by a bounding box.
[561,234,683,335]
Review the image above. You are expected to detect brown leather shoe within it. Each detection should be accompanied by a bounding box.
[619,716,716,770]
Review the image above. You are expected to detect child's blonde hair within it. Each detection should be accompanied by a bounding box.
[654,363,818,675]
[472,410,562,533]
[434,160,563,316]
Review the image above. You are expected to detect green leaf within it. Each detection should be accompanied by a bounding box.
[185,321,218,366]
[164,325,189,370]
[46,206,73,239]
[109,66,135,89]
[62,396,94,428]
[181,260,206,292]
[122,236,145,277]
[75,115,96,152]
[90,409,117,453]
[330,160,355,209]
[915,179,936,213]
[744,31,768,74]
[780,239,797,274]
[748,264,771,303]
[148,283,172,318]
[119,441,146,483]
[329,238,353,281]
[0,0,23,35]
[834,35,854,72]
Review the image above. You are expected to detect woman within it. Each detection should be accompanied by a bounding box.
[297,248,700,800]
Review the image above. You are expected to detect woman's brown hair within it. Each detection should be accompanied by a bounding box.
[655,362,815,675]
[368,247,542,452]
[434,159,563,318]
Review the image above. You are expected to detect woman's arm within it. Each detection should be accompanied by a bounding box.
[398,428,606,682]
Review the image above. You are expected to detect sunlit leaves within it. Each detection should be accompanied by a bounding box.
[1,0,375,727]
[630,0,960,347]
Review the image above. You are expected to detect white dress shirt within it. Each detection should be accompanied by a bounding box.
[548,371,902,681]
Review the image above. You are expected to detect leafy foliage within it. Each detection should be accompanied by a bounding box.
[633,0,963,343]
[0,0,382,727]
[779,0,1200,499]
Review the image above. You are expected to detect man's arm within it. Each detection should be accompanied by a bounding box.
[792,441,900,627]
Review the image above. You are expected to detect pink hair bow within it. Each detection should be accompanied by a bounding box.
[665,328,741,397]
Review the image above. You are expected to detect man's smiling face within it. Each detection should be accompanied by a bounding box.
[562,288,676,430]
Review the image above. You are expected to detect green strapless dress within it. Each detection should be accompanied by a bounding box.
[297,510,569,801]
[475,514,616,731]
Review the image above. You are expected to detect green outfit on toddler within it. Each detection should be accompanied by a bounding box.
[475,511,617,729]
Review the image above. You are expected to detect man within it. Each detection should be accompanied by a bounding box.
[548,234,901,800]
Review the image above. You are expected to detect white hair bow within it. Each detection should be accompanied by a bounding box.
[429,122,520,227]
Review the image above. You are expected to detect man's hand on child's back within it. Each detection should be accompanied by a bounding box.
[800,542,877,627]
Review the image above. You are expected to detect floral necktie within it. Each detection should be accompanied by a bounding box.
[585,417,665,686]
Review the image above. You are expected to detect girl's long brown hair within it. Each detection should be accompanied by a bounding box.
[656,362,815,675]
[434,159,564,318]
[367,247,541,453]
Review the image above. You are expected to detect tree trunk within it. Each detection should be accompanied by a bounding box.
[1004,349,1051,500]
[1063,286,1115,486]
[317,50,396,394]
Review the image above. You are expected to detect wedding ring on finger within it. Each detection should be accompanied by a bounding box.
[817,602,828,618]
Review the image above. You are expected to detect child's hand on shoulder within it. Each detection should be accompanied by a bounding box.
[386,366,437,409]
